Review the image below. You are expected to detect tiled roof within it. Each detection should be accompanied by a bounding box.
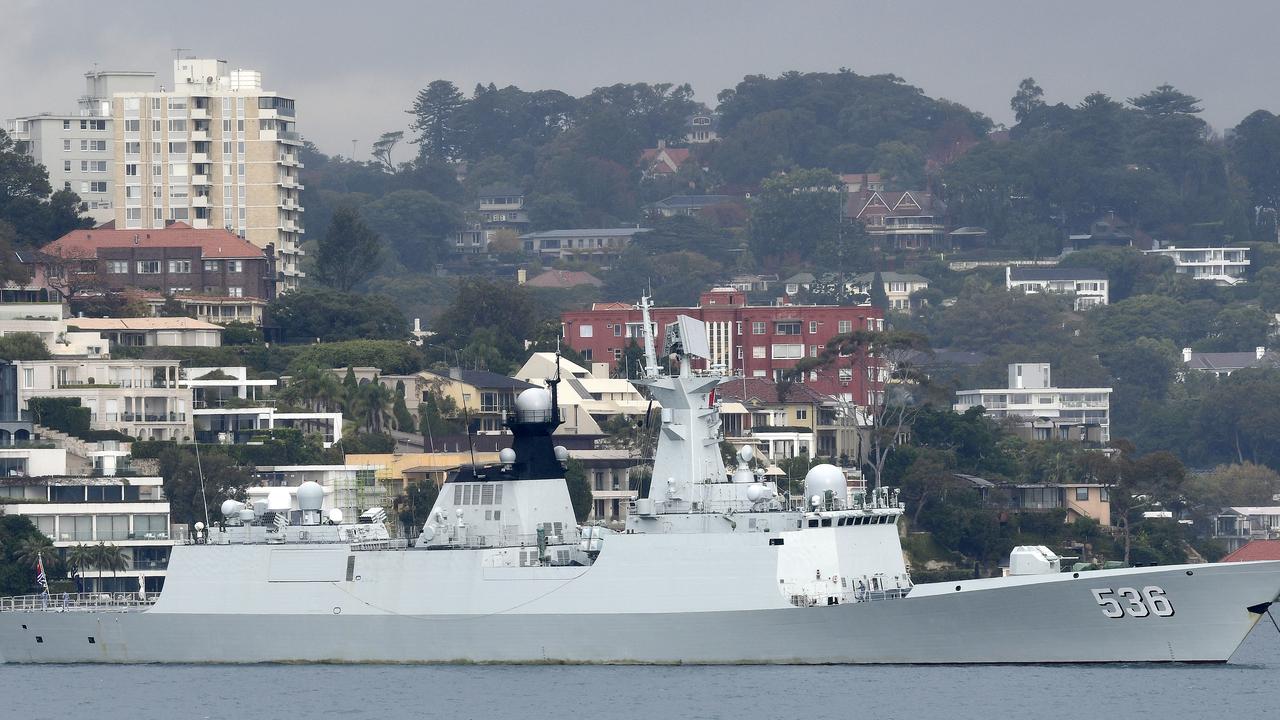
[853,271,930,284]
[42,222,268,260]
[1185,352,1279,372]
[718,377,833,405]
[1222,539,1280,562]
[525,270,603,289]
[1009,267,1107,282]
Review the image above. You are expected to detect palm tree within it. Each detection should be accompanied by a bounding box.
[66,544,96,593]
[353,381,393,433]
[94,543,129,591]
[14,535,56,590]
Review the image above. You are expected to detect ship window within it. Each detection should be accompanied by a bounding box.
[481,484,494,504]
[453,485,462,504]
[768,538,784,546]
[494,484,503,503]
[808,519,819,528]
[463,485,474,505]
[493,510,501,520]
[821,518,832,527]
[88,637,95,644]
[346,556,355,581]
[554,522,564,537]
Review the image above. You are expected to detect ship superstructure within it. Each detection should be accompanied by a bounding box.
[1,298,1279,664]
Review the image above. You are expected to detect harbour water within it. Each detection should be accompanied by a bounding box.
[4,623,1277,720]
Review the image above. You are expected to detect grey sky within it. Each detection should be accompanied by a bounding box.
[4,0,1278,158]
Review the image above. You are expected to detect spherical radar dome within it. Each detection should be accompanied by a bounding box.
[296,481,325,511]
[516,388,553,413]
[803,464,845,502]
[499,448,517,464]
[266,487,292,513]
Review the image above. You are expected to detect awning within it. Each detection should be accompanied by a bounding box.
[719,402,749,415]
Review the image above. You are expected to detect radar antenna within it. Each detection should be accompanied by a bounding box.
[639,294,659,378]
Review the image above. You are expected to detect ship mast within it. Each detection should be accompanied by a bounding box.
[639,293,659,379]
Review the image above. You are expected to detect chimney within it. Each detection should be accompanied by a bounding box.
[517,268,527,285]
[449,367,462,381]
[1182,347,1193,363]
[1257,346,1267,360]
[413,318,422,333]
[657,139,666,150]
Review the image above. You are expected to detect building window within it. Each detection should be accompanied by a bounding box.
[106,261,129,274]
[125,164,138,176]
[775,322,801,335]
[612,348,622,361]
[204,260,220,271]
[1075,487,1089,502]
[227,287,243,298]
[838,320,852,334]
[809,321,818,333]
[1100,488,1110,502]
[63,120,71,130]
[796,409,808,420]
[752,321,766,335]
[580,325,593,338]
[89,182,107,193]
[771,344,803,359]
[612,324,622,337]
[136,260,160,274]
[63,139,71,151]
[752,346,765,359]
[168,260,192,274]
[839,368,853,383]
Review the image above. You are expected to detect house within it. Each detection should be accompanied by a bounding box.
[2,472,173,594]
[520,228,651,264]
[954,473,1112,525]
[840,173,884,193]
[513,352,651,436]
[726,274,779,293]
[845,189,948,251]
[1181,347,1280,378]
[783,273,816,296]
[574,448,647,525]
[453,184,530,255]
[644,194,737,218]
[344,451,501,500]
[1069,212,1151,251]
[522,269,603,289]
[39,222,276,325]
[717,377,859,463]
[65,316,224,348]
[381,368,535,435]
[1006,266,1109,310]
[639,141,692,177]
[1143,245,1250,286]
[13,358,190,441]
[852,272,931,310]
[954,363,1112,443]
[181,366,342,448]
[1222,539,1280,562]
[561,288,885,401]
[0,302,107,357]
[1213,506,1280,554]
[684,114,719,144]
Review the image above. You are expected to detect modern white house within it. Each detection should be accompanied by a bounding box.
[520,228,651,264]
[1005,267,1109,310]
[954,363,1112,443]
[1,471,173,594]
[1142,245,1250,285]
[0,302,106,357]
[182,367,342,447]
[65,317,224,348]
[1213,506,1280,554]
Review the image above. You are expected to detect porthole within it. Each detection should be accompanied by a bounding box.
[1186,570,1194,576]
[1072,572,1079,578]
[954,585,962,592]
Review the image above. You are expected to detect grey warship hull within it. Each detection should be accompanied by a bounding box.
[2,540,1277,664]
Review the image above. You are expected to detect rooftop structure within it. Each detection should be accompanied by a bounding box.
[1006,266,1109,310]
[644,194,738,218]
[954,363,1112,443]
[684,114,719,144]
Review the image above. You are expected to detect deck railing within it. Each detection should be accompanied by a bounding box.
[0,592,156,612]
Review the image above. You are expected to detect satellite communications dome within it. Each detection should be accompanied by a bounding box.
[499,448,517,464]
[328,508,344,524]
[515,388,553,420]
[220,499,245,518]
[296,481,324,511]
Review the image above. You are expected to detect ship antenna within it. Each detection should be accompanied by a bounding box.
[639,293,658,378]
[550,347,562,425]
[462,390,477,473]
[193,438,211,531]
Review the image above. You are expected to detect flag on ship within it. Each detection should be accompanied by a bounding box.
[36,553,49,593]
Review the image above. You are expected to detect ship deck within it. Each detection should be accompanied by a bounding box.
[0,592,155,613]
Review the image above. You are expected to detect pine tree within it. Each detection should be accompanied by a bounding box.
[314,207,383,292]
[869,270,889,311]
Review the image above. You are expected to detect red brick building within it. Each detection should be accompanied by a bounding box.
[561,289,883,401]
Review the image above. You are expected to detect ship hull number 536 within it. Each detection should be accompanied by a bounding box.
[1091,586,1174,618]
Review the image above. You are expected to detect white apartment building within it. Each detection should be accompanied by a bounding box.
[109,58,304,291]
[954,362,1112,443]
[1006,266,1109,310]
[6,70,156,225]
[13,358,190,441]
[1,472,172,594]
[1143,245,1250,285]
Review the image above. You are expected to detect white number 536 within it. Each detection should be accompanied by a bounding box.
[1091,586,1174,618]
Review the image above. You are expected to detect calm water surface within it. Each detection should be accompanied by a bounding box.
[4,624,1279,720]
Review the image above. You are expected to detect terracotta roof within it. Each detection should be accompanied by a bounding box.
[1222,540,1280,562]
[42,223,269,260]
[66,317,224,331]
[718,377,833,405]
[639,146,692,174]
[525,270,603,289]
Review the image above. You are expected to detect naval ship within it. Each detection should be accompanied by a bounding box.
[2,302,1279,664]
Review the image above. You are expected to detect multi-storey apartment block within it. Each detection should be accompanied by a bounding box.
[41,223,275,326]
[6,70,156,225]
[1006,266,1110,310]
[954,362,1112,443]
[109,58,303,292]
[1142,245,1250,285]
[561,288,884,402]
[13,358,190,441]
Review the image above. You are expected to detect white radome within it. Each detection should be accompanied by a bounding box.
[499,448,517,464]
[327,508,344,524]
[266,488,292,513]
[296,481,324,511]
[516,388,553,419]
[220,499,245,518]
[804,464,845,503]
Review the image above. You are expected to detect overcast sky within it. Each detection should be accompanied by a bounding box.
[4,0,1279,158]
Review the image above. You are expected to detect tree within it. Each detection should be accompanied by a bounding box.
[397,479,440,537]
[432,277,536,371]
[158,445,252,525]
[0,128,90,246]
[13,534,56,582]
[868,270,889,311]
[392,380,414,431]
[65,543,96,592]
[0,220,33,285]
[371,130,404,173]
[564,458,593,522]
[1128,84,1203,117]
[1010,78,1046,124]
[796,330,932,489]
[314,206,384,291]
[1186,462,1280,518]
[361,190,462,272]
[157,293,190,318]
[0,331,51,360]
[747,168,842,264]
[408,80,466,163]
[94,542,129,590]
[268,289,408,342]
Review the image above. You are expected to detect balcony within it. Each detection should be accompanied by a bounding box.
[190,130,209,142]
[281,176,299,189]
[120,412,187,423]
[189,107,209,120]
[191,195,210,208]
[190,152,210,164]
[278,154,301,167]
[191,174,211,186]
